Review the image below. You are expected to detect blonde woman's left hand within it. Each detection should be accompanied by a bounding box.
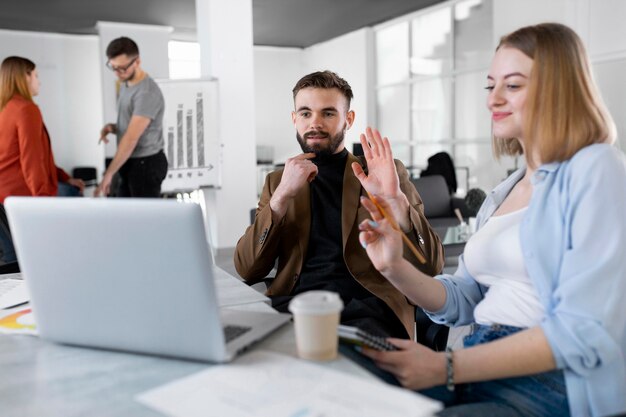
[361,338,446,390]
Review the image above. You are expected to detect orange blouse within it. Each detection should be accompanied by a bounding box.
[0,95,69,203]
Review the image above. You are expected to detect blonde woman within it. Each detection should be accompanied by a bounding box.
[355,23,625,417]
[0,56,84,203]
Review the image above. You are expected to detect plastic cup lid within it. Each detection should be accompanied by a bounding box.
[288,291,344,315]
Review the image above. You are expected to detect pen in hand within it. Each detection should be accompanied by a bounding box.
[365,192,427,264]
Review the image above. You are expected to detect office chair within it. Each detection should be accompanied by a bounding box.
[72,166,98,187]
[420,152,458,195]
[411,175,471,239]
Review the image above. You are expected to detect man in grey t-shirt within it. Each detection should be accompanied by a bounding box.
[95,37,168,198]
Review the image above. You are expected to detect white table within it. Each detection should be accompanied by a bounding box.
[0,273,376,417]
[0,317,378,417]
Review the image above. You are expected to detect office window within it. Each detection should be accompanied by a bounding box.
[410,7,452,77]
[168,41,201,79]
[454,142,516,193]
[454,0,493,71]
[454,70,491,141]
[375,0,509,191]
[377,85,411,143]
[376,22,410,85]
[411,77,452,142]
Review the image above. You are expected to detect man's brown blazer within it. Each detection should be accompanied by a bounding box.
[234,152,444,339]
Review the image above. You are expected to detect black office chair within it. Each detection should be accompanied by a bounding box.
[0,204,20,274]
[411,175,471,240]
[420,151,458,195]
[72,166,98,187]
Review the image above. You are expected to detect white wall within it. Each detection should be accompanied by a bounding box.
[252,27,375,166]
[589,0,626,59]
[588,0,626,151]
[303,28,375,152]
[254,46,304,163]
[0,29,104,176]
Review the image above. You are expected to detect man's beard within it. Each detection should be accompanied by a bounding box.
[296,129,345,156]
[121,70,137,83]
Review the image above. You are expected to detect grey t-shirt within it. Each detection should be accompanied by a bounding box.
[116,76,164,158]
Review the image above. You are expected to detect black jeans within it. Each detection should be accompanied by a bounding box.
[117,151,168,198]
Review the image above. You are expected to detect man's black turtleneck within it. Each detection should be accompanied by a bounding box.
[271,148,407,338]
[296,149,360,292]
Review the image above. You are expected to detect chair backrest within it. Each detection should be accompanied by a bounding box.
[420,152,457,194]
[72,166,98,186]
[411,175,452,218]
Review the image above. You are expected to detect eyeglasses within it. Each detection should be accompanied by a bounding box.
[106,56,138,73]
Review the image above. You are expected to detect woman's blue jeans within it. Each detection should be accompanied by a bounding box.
[339,324,570,417]
[420,324,570,417]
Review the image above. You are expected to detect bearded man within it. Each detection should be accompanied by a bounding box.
[234,70,443,339]
[96,37,168,198]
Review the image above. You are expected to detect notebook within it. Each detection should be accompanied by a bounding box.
[4,197,290,363]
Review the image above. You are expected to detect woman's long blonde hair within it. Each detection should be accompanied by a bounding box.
[0,56,35,111]
[493,23,616,166]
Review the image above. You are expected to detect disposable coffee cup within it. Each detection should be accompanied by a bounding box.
[288,291,344,361]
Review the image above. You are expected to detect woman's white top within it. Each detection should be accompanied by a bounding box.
[463,207,545,327]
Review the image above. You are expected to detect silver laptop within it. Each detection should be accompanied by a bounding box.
[5,197,290,363]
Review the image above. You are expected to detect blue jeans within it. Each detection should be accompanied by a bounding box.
[340,325,569,417]
[57,182,81,197]
[421,324,570,417]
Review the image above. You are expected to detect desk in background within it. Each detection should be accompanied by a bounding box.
[441,224,471,274]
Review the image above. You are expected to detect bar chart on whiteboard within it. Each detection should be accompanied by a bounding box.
[156,79,221,192]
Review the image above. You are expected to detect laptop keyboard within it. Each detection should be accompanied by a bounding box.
[223,325,252,343]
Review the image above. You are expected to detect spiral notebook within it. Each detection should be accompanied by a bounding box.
[338,324,398,351]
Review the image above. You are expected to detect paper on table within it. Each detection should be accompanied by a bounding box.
[0,303,37,335]
[136,350,442,417]
[0,276,29,309]
[213,266,269,307]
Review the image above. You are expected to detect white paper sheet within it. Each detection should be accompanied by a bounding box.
[0,303,37,335]
[136,350,442,417]
[0,276,29,310]
[213,266,269,307]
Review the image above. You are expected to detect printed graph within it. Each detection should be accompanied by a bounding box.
[157,79,221,192]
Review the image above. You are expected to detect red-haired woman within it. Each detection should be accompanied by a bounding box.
[0,56,84,204]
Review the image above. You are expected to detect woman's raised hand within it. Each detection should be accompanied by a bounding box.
[352,127,411,232]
